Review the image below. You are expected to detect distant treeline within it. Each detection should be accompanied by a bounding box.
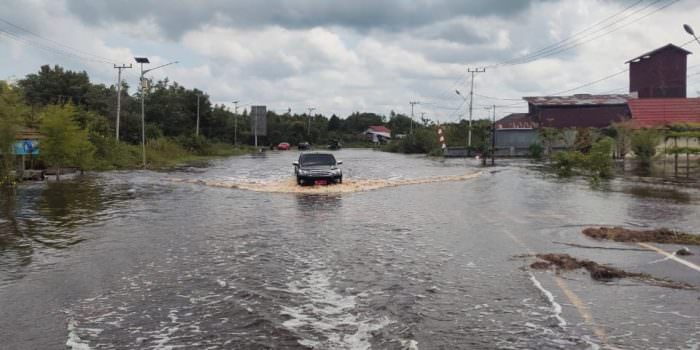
[0,64,498,182]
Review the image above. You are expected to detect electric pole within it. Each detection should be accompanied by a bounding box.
[307,107,316,136]
[409,101,420,135]
[232,100,239,145]
[195,94,200,137]
[113,64,132,142]
[467,67,485,151]
[491,104,496,166]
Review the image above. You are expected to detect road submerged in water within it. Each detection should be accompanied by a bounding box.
[1,149,699,349]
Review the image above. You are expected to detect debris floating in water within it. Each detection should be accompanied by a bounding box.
[582,227,700,245]
[528,253,695,290]
[170,172,482,194]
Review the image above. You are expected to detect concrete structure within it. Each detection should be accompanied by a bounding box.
[627,44,691,99]
[495,129,538,157]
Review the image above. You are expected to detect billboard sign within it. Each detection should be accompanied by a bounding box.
[13,140,39,156]
[250,105,267,136]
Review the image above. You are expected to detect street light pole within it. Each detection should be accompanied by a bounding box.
[684,24,700,46]
[195,94,200,137]
[409,101,420,135]
[307,107,316,136]
[232,100,239,145]
[134,57,178,168]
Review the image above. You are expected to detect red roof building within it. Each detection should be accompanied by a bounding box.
[366,125,391,134]
[628,98,700,127]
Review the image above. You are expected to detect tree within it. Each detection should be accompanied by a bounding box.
[328,114,341,131]
[631,129,660,169]
[39,105,95,180]
[0,82,29,185]
[18,65,91,107]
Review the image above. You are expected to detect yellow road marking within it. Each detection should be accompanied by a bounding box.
[500,226,611,346]
[637,242,700,273]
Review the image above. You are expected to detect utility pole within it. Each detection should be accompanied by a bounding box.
[195,94,200,137]
[307,107,316,136]
[491,104,496,166]
[113,64,132,142]
[232,100,239,145]
[409,101,420,135]
[467,67,486,152]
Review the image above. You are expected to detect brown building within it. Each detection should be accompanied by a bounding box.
[627,44,691,98]
[523,94,630,128]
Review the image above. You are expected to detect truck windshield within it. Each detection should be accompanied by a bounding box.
[300,154,336,166]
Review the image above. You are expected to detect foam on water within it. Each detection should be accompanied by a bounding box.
[528,273,567,328]
[170,172,481,194]
[66,318,92,350]
[280,268,393,349]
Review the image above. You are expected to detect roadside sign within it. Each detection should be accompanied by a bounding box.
[250,105,267,136]
[13,140,39,156]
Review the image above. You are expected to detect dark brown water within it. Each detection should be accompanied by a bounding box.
[1,149,699,349]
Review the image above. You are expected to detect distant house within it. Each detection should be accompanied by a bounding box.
[523,94,631,129]
[364,125,392,144]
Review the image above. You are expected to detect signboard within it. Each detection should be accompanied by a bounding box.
[13,140,39,156]
[250,105,267,136]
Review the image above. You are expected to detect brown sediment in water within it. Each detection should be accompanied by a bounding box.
[583,227,700,245]
[169,172,482,194]
[530,253,694,289]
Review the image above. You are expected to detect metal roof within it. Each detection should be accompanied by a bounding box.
[628,98,700,126]
[495,113,536,129]
[625,43,691,64]
[523,94,631,106]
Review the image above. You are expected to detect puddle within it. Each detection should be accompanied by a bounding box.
[170,172,482,194]
[583,227,700,245]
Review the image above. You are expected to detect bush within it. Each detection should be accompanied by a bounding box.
[585,137,614,179]
[552,137,614,179]
[382,128,441,155]
[553,151,584,177]
[631,130,660,167]
[528,143,544,160]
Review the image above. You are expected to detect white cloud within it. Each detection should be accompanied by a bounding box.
[2,0,700,119]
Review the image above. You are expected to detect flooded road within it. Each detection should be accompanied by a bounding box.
[1,149,699,349]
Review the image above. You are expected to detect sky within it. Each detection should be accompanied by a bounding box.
[2,0,700,122]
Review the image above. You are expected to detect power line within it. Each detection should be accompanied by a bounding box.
[491,0,679,68]
[0,16,117,64]
[491,0,648,67]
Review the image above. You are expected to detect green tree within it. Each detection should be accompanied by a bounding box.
[0,82,29,185]
[39,105,95,180]
[631,129,660,169]
[18,65,92,107]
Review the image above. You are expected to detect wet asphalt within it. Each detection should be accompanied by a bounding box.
[1,149,699,349]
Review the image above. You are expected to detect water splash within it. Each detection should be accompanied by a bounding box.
[170,172,482,194]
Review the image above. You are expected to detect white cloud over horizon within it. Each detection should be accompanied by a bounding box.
[2,0,700,122]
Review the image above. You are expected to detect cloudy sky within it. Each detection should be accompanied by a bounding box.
[2,0,700,121]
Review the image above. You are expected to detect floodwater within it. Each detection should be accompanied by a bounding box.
[1,149,699,349]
